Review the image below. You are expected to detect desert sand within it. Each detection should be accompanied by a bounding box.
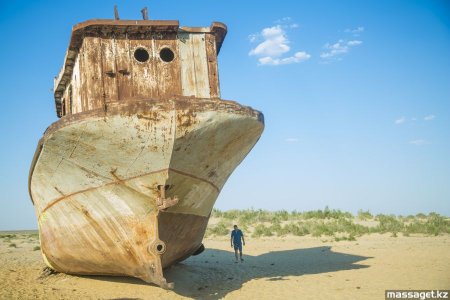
[0,232,449,299]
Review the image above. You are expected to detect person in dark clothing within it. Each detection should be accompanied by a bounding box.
[231,225,245,262]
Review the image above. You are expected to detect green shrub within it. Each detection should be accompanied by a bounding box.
[0,235,9,243]
[0,234,16,239]
[274,210,290,221]
[334,234,356,242]
[221,209,241,220]
[33,246,41,251]
[303,207,353,220]
[286,223,310,236]
[415,213,427,219]
[336,219,370,236]
[208,221,230,236]
[357,209,373,220]
[211,208,223,218]
[426,213,450,235]
[252,224,273,237]
[270,223,285,236]
[376,214,404,233]
[309,221,335,237]
[404,213,450,236]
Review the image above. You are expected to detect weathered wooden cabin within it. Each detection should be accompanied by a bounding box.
[30,10,263,289]
[54,19,226,117]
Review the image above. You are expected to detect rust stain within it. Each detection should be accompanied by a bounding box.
[39,167,220,217]
[54,186,65,196]
[156,185,179,211]
[110,168,123,182]
[207,170,217,179]
[136,110,160,122]
[176,109,197,128]
[79,205,139,264]
[169,169,220,191]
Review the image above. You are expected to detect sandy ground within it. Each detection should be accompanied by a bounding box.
[0,232,449,300]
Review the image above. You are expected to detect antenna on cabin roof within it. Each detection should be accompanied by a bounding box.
[114,5,120,20]
[141,7,149,20]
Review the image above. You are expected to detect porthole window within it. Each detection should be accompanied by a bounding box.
[134,48,149,62]
[160,48,174,62]
[155,242,166,254]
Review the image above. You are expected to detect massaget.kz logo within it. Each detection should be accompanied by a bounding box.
[385,290,449,300]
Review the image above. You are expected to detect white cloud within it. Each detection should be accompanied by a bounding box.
[345,26,365,36]
[248,33,258,43]
[276,17,292,23]
[275,17,299,28]
[395,117,406,124]
[249,25,290,57]
[249,22,310,66]
[320,39,363,60]
[424,114,436,121]
[320,26,364,62]
[259,51,311,66]
[409,139,429,146]
[285,137,299,143]
[347,40,362,46]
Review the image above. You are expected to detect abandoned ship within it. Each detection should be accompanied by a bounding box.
[29,8,264,288]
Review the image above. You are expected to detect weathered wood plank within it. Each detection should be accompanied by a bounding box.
[71,56,83,114]
[78,49,88,111]
[178,32,197,97]
[101,38,118,103]
[205,33,220,98]
[191,33,210,98]
[115,38,133,100]
[154,33,182,99]
[82,37,104,110]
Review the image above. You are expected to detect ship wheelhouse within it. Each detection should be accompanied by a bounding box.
[54,20,226,117]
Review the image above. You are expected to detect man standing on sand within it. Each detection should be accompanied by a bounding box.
[231,225,245,263]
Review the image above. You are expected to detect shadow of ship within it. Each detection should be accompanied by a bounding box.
[84,245,371,299]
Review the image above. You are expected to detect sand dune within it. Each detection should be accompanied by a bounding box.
[0,232,449,299]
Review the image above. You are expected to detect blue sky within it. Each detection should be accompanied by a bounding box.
[0,1,449,230]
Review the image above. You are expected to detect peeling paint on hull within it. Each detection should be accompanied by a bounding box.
[29,98,264,287]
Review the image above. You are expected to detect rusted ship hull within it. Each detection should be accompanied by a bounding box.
[29,98,264,287]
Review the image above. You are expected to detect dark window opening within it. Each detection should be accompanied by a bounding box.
[160,48,174,62]
[134,48,149,62]
[156,244,163,252]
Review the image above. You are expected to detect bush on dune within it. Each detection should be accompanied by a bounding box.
[404,213,450,236]
[208,208,449,240]
[206,221,230,237]
[252,224,273,237]
[357,209,373,220]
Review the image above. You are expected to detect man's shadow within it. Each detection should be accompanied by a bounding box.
[163,246,371,299]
